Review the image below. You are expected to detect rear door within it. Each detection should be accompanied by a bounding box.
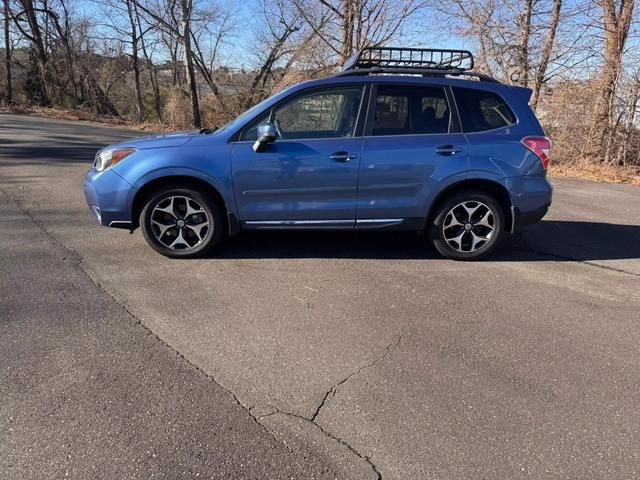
[231,85,366,225]
[356,83,468,227]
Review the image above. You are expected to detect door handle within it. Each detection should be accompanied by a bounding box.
[330,151,357,162]
[435,145,463,156]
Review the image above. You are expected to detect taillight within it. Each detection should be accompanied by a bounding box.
[521,136,551,170]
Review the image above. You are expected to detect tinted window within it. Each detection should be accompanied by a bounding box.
[453,87,516,132]
[371,85,450,136]
[240,87,362,141]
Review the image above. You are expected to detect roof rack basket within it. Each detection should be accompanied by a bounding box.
[337,46,497,82]
[342,47,475,73]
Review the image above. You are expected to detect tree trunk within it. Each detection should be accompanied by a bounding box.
[170,44,179,86]
[340,0,354,63]
[133,2,161,120]
[3,0,11,105]
[15,0,51,105]
[591,0,635,162]
[135,3,162,121]
[515,0,533,86]
[621,78,640,164]
[126,0,144,121]
[84,71,119,116]
[180,0,201,128]
[530,0,562,111]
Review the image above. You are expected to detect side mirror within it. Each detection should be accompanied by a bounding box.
[253,123,277,152]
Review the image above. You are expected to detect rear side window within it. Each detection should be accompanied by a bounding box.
[453,87,516,132]
[371,85,450,136]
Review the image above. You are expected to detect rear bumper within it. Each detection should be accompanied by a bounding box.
[83,168,134,228]
[508,175,553,233]
[511,203,549,233]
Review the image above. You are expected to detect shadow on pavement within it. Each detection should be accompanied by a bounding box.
[0,146,100,165]
[205,220,640,262]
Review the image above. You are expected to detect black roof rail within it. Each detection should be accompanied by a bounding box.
[336,46,499,83]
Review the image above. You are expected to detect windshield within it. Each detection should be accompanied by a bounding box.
[215,85,297,134]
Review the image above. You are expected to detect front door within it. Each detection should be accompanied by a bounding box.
[231,85,365,226]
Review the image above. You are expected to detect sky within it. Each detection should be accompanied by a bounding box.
[225,1,469,69]
[68,0,470,70]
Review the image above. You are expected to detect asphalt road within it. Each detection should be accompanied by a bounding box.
[1,113,639,479]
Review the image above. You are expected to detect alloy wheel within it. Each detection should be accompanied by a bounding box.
[150,196,211,250]
[442,200,496,253]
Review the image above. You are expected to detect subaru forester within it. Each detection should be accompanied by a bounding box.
[83,47,552,260]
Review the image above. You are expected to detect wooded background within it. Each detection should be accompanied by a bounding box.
[1,0,639,166]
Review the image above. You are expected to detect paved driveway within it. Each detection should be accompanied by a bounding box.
[1,114,639,479]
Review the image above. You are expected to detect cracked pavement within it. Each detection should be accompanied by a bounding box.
[1,114,640,479]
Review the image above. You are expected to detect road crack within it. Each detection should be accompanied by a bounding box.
[311,335,403,422]
[2,187,400,478]
[260,408,384,480]
[258,334,404,480]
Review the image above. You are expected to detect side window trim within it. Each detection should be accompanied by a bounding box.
[234,84,368,142]
[444,86,462,133]
[363,82,458,137]
[362,82,379,138]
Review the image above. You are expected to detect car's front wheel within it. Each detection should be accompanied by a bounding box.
[430,191,505,260]
[140,185,223,258]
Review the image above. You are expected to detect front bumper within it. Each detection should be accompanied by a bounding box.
[83,168,134,228]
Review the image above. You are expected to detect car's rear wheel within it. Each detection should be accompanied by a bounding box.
[430,191,505,260]
[140,185,223,259]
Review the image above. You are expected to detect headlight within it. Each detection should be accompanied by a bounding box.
[94,148,136,172]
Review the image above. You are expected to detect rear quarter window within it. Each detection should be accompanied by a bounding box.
[453,87,516,132]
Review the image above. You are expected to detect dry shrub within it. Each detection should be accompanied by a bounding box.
[537,80,599,164]
[162,88,193,130]
[200,94,236,129]
[162,88,237,130]
[550,161,640,185]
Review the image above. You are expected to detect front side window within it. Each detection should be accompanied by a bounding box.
[453,87,516,132]
[240,87,363,141]
[371,85,450,136]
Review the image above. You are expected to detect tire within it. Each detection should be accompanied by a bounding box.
[430,190,505,260]
[140,185,224,259]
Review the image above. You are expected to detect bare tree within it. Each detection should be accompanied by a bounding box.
[132,0,202,127]
[515,0,533,86]
[188,3,235,99]
[179,0,200,127]
[10,0,51,104]
[133,1,163,120]
[590,0,635,162]
[125,0,145,121]
[617,71,640,164]
[294,0,426,65]
[3,0,12,104]
[530,0,562,110]
[242,0,304,107]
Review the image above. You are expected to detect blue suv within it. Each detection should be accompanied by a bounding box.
[83,47,552,260]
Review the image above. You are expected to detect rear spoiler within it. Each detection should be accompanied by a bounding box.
[512,86,533,103]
